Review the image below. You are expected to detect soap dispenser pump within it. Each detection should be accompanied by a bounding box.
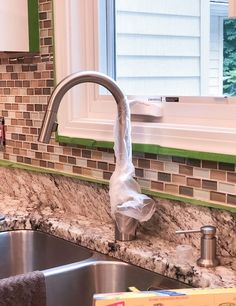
[176,225,220,268]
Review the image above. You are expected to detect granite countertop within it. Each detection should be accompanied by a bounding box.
[0,193,236,289]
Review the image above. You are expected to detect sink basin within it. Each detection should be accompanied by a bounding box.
[0,230,191,306]
[0,230,93,279]
[45,260,192,306]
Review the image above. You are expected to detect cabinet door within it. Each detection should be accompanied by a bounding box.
[0,0,39,52]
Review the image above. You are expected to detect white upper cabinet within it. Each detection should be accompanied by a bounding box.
[0,0,39,52]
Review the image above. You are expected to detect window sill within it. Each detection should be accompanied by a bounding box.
[56,120,236,164]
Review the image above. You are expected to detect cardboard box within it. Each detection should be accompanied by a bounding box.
[93,288,236,306]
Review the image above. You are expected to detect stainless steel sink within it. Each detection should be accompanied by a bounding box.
[45,260,192,306]
[0,230,191,306]
[0,230,93,279]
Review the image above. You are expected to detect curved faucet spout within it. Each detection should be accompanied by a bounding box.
[38,70,154,241]
[38,70,127,145]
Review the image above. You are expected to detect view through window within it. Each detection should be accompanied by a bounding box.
[100,0,236,97]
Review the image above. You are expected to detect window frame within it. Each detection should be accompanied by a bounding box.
[53,0,236,157]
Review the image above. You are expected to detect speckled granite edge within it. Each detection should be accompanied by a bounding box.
[0,200,235,289]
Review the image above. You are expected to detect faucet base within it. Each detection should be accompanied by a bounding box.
[115,225,136,241]
[114,213,138,241]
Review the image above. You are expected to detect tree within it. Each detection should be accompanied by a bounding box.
[223,19,236,96]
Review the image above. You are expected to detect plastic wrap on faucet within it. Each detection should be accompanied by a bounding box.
[109,98,156,232]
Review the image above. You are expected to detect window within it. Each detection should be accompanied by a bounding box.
[101,0,231,96]
[53,0,236,156]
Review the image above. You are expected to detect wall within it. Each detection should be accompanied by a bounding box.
[0,0,236,212]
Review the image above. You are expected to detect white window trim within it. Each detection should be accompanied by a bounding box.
[53,0,236,156]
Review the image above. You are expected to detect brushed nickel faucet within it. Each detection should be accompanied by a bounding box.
[38,70,137,241]
[176,225,220,268]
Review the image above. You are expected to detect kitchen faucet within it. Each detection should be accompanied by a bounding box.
[38,70,138,241]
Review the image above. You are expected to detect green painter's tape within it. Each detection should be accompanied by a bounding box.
[0,159,235,213]
[0,159,107,186]
[143,189,236,213]
[56,134,236,163]
[56,134,114,149]
[28,0,39,52]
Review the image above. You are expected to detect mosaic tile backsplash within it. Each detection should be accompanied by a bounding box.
[0,0,236,210]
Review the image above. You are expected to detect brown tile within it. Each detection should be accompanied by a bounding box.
[13,148,19,154]
[109,164,115,172]
[15,80,22,87]
[22,65,30,72]
[0,81,6,87]
[68,157,76,165]
[165,184,178,194]
[98,161,108,170]
[87,160,97,168]
[219,162,235,172]
[3,153,9,160]
[39,160,47,167]
[179,186,193,197]
[179,165,193,176]
[24,157,31,165]
[42,153,50,160]
[26,120,33,126]
[27,88,34,95]
[210,170,226,181]
[186,158,201,167]
[158,172,171,182]
[31,159,40,167]
[187,177,201,188]
[23,143,30,149]
[2,111,8,116]
[138,158,150,169]
[19,134,26,141]
[227,172,236,183]
[172,156,186,164]
[11,134,19,140]
[39,12,47,20]
[103,172,112,180]
[150,160,164,171]
[47,145,54,153]
[227,194,236,205]
[27,105,34,111]
[6,65,13,72]
[11,73,18,80]
[202,160,217,169]
[35,104,43,111]
[11,119,17,125]
[202,180,217,190]
[144,153,157,160]
[5,103,12,110]
[151,181,164,191]
[3,88,10,95]
[73,166,82,174]
[23,80,30,87]
[23,112,30,119]
[82,149,91,159]
[47,162,55,169]
[158,154,172,161]
[15,96,22,103]
[35,152,43,159]
[135,168,144,178]
[210,192,226,203]
[59,155,67,163]
[72,148,81,157]
[172,174,186,184]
